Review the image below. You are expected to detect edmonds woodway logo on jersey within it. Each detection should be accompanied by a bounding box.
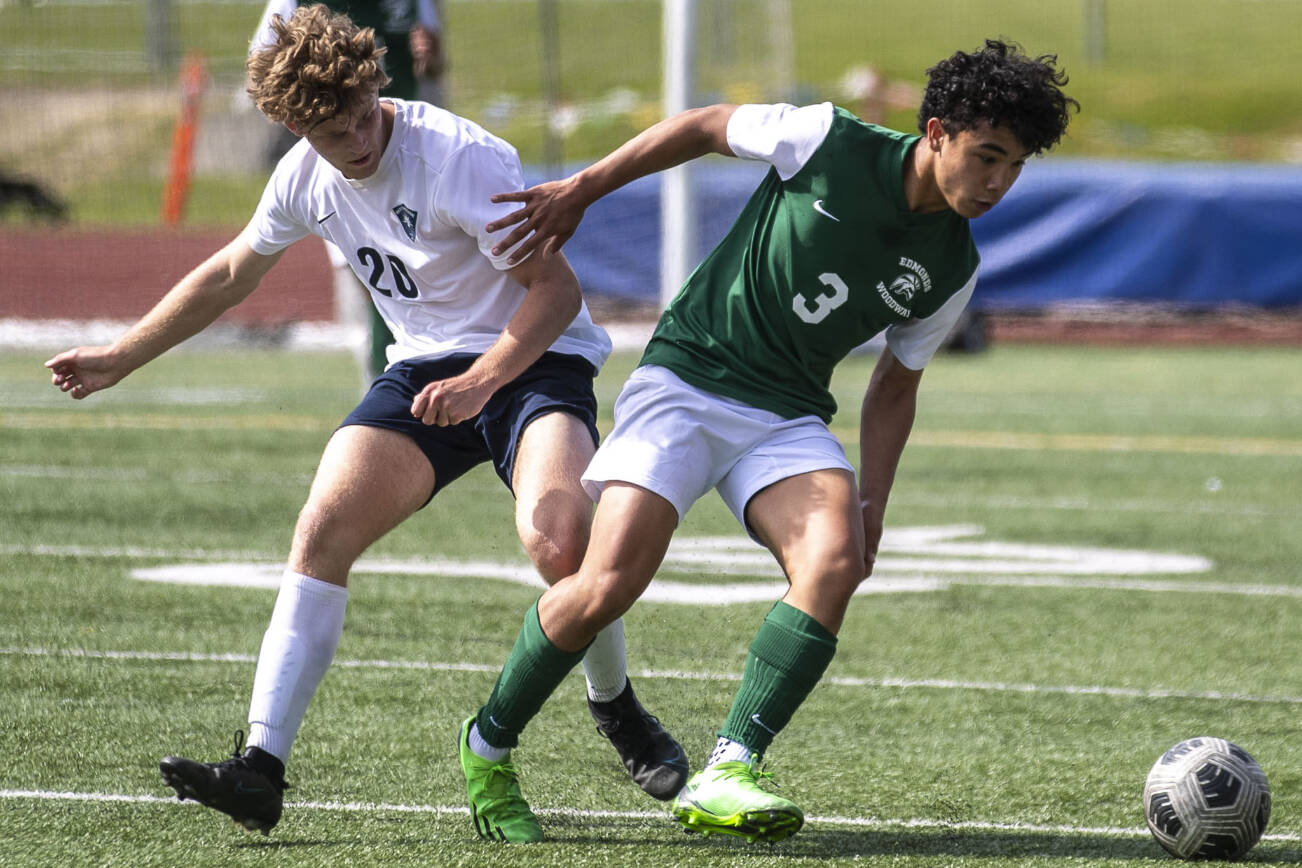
[393,204,418,242]
[877,256,932,317]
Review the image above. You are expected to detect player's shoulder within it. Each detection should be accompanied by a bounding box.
[265,136,327,196]
[811,110,920,187]
[392,99,520,168]
[826,107,914,149]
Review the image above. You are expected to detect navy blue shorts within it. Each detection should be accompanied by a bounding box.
[339,351,599,504]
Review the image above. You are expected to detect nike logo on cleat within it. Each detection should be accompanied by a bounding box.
[234,782,266,794]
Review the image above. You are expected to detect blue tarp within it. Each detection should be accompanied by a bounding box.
[526,158,1302,310]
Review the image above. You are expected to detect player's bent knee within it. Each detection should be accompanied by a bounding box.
[573,569,640,628]
[291,501,367,567]
[518,521,589,583]
[793,555,867,604]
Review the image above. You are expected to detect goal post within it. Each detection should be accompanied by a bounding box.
[659,0,794,308]
[660,0,696,306]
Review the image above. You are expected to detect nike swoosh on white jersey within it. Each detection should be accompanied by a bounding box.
[812,199,841,222]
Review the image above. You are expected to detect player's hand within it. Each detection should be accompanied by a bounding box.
[486,178,586,265]
[410,374,494,427]
[860,497,884,578]
[409,26,444,78]
[44,347,127,400]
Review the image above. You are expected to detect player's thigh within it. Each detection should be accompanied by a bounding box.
[744,468,865,630]
[292,424,434,575]
[512,409,596,507]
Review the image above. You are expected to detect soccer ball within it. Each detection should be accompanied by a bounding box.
[1143,737,1271,860]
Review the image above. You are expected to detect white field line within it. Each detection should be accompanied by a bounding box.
[0,791,1291,843]
[3,464,1296,519]
[6,645,1302,706]
[0,543,273,560]
[28,530,1299,608]
[0,788,1298,843]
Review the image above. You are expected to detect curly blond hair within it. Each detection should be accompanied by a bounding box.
[246,4,391,132]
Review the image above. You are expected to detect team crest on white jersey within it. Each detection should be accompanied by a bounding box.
[876,256,932,316]
[393,203,418,242]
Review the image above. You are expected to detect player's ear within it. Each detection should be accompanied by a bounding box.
[924,117,947,151]
[284,121,304,137]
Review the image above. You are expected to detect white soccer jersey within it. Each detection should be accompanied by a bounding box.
[243,99,612,369]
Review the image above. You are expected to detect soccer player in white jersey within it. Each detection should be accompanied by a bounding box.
[249,0,446,388]
[44,3,685,837]
[454,40,1077,843]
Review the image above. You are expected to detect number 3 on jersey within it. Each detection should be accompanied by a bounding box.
[793,272,849,324]
[358,246,418,299]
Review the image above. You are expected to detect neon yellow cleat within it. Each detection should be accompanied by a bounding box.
[458,716,543,843]
[671,761,804,843]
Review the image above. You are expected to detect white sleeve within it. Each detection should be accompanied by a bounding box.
[432,141,532,270]
[725,102,834,181]
[884,271,978,370]
[242,164,311,255]
[250,0,297,52]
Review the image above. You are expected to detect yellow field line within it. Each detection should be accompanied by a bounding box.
[1,412,331,432]
[833,427,1302,457]
[8,412,1301,456]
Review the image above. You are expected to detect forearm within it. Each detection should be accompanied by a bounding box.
[113,245,264,372]
[465,264,582,391]
[486,106,736,263]
[858,352,923,518]
[569,105,736,204]
[859,395,915,512]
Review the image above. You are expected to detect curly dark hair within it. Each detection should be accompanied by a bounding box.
[246,4,391,133]
[917,38,1079,155]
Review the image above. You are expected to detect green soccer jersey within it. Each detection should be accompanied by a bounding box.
[320,0,420,99]
[641,104,980,423]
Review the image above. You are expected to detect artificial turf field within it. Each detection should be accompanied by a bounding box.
[2,342,1300,866]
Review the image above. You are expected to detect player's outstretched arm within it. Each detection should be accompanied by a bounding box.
[857,349,924,575]
[487,103,739,264]
[45,237,283,399]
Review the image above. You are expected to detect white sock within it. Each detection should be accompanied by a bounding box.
[246,570,348,763]
[706,737,753,769]
[582,618,628,703]
[468,722,510,762]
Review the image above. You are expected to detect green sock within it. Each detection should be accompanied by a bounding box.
[475,601,588,749]
[719,601,837,760]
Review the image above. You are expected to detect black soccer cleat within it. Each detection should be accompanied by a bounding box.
[588,679,689,801]
[159,730,288,835]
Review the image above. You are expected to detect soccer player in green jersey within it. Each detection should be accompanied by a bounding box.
[455,39,1077,843]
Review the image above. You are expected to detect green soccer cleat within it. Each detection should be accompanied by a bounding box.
[671,761,804,843]
[458,716,544,843]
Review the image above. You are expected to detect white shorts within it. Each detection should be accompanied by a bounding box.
[582,365,854,536]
